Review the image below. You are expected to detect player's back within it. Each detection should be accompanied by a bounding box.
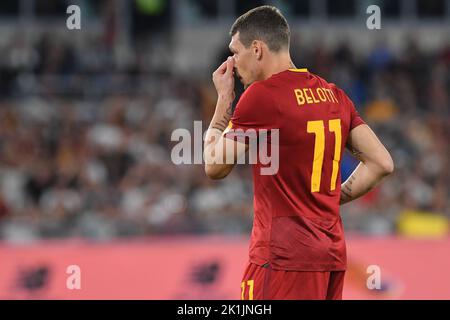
[229,68,365,271]
[261,68,359,222]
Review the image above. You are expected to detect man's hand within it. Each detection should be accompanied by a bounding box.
[212,56,236,102]
[208,57,236,132]
[204,57,247,179]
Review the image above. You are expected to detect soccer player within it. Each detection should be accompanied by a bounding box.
[203,6,394,300]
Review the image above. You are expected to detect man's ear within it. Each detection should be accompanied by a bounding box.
[252,40,263,60]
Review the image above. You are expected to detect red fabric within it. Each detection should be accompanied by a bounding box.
[225,69,365,271]
[241,262,345,300]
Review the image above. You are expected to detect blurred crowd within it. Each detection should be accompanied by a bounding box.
[0,27,449,242]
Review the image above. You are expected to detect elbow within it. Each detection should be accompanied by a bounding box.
[379,154,394,177]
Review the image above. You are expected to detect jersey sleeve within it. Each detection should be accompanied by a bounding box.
[224,82,278,143]
[349,100,365,130]
[338,89,365,130]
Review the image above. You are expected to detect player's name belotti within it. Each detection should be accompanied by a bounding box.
[294,87,339,105]
[177,304,272,318]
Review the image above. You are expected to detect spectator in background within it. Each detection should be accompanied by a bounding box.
[0,27,448,242]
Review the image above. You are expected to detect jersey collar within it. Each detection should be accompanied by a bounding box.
[288,68,308,72]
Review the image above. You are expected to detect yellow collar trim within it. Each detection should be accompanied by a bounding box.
[288,68,308,72]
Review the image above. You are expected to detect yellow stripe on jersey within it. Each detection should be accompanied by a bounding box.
[288,68,308,72]
[329,119,342,191]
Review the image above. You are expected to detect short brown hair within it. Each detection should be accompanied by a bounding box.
[230,5,290,52]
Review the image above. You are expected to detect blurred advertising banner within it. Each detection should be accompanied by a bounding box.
[0,236,449,300]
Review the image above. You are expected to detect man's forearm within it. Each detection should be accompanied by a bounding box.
[204,96,234,178]
[209,95,233,132]
[340,162,390,205]
[204,96,233,154]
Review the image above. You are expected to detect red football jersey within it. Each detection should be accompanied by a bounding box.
[224,68,365,271]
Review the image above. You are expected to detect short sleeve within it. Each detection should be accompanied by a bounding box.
[339,89,365,130]
[349,100,365,130]
[224,83,278,143]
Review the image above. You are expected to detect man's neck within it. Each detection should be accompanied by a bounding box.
[261,51,295,81]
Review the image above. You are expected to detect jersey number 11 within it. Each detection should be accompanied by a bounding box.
[307,119,342,193]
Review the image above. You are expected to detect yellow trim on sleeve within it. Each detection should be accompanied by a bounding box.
[223,121,233,135]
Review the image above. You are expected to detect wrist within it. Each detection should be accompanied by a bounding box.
[218,93,234,103]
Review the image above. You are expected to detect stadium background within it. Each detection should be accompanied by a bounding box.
[0,0,449,299]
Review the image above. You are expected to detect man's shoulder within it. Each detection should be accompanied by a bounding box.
[238,81,273,104]
[246,81,271,93]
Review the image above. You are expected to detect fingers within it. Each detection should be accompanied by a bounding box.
[215,60,228,75]
[225,57,235,76]
[212,57,236,98]
[214,57,234,76]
